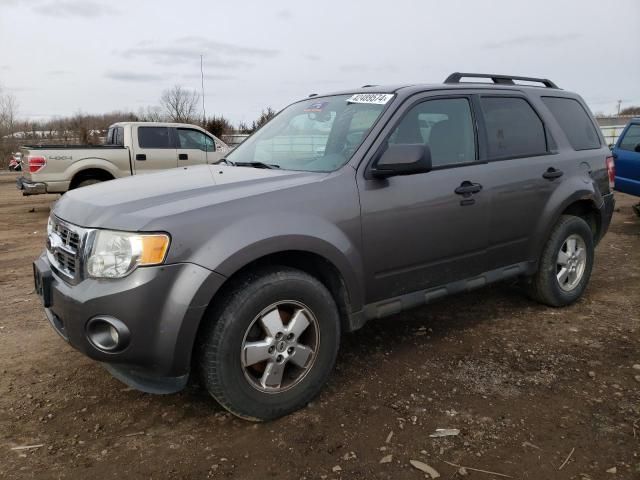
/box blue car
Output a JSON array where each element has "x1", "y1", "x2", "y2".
[{"x1": 612, "y1": 118, "x2": 640, "y2": 198}]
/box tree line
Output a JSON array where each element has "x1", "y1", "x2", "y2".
[{"x1": 0, "y1": 84, "x2": 276, "y2": 166}]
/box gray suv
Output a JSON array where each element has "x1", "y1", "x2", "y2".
[{"x1": 34, "y1": 73, "x2": 616, "y2": 420}]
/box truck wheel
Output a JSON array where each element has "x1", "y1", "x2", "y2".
[
  {"x1": 76, "y1": 178, "x2": 102, "y2": 189},
  {"x1": 197, "y1": 267, "x2": 341, "y2": 421},
  {"x1": 526, "y1": 215, "x2": 594, "y2": 307}
]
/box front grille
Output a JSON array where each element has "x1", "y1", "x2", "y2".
[{"x1": 47, "y1": 216, "x2": 87, "y2": 282}]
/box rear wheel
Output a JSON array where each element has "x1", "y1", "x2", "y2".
[
  {"x1": 197, "y1": 267, "x2": 340, "y2": 421},
  {"x1": 526, "y1": 215, "x2": 594, "y2": 307},
  {"x1": 75, "y1": 178, "x2": 102, "y2": 189}
]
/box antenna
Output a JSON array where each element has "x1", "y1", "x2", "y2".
[{"x1": 200, "y1": 54, "x2": 209, "y2": 164}]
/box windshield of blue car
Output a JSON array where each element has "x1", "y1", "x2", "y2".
[{"x1": 226, "y1": 94, "x2": 392, "y2": 172}]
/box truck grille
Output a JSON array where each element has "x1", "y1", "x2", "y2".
[{"x1": 47, "y1": 216, "x2": 87, "y2": 282}]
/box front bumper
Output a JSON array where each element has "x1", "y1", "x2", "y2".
[
  {"x1": 34, "y1": 253, "x2": 226, "y2": 393},
  {"x1": 17, "y1": 176, "x2": 47, "y2": 195}
]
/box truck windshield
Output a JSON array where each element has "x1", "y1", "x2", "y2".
[{"x1": 227, "y1": 94, "x2": 392, "y2": 172}]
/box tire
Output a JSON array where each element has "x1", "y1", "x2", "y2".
[
  {"x1": 526, "y1": 215, "x2": 594, "y2": 307},
  {"x1": 197, "y1": 267, "x2": 341, "y2": 421},
  {"x1": 76, "y1": 178, "x2": 102, "y2": 189}
]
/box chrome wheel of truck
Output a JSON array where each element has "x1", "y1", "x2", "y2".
[{"x1": 241, "y1": 301, "x2": 320, "y2": 393}]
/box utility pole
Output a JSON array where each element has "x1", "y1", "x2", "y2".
[
  {"x1": 200, "y1": 55, "x2": 207, "y2": 124},
  {"x1": 616, "y1": 99, "x2": 622, "y2": 116}
]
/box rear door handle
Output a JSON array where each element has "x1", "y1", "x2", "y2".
[
  {"x1": 454, "y1": 181, "x2": 483, "y2": 196},
  {"x1": 135, "y1": 154, "x2": 146, "y2": 161},
  {"x1": 178, "y1": 153, "x2": 188, "y2": 160},
  {"x1": 542, "y1": 167, "x2": 563, "y2": 180}
]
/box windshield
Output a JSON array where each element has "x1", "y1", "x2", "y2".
[{"x1": 227, "y1": 94, "x2": 392, "y2": 172}]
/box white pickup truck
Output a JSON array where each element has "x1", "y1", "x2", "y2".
[{"x1": 17, "y1": 122, "x2": 229, "y2": 195}]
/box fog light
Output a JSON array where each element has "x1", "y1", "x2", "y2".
[{"x1": 86, "y1": 317, "x2": 130, "y2": 352}]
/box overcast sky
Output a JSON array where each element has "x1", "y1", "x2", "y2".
[{"x1": 1, "y1": 0, "x2": 639, "y2": 124}]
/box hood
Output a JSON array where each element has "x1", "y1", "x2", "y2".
[{"x1": 53, "y1": 164, "x2": 326, "y2": 230}]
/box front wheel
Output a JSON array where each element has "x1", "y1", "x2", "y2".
[
  {"x1": 526, "y1": 215, "x2": 594, "y2": 307},
  {"x1": 197, "y1": 267, "x2": 341, "y2": 421}
]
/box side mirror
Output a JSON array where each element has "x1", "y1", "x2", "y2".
[{"x1": 371, "y1": 143, "x2": 432, "y2": 178}]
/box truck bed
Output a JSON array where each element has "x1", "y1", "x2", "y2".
[{"x1": 22, "y1": 144, "x2": 125, "y2": 149}]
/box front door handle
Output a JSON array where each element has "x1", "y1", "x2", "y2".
[
  {"x1": 542, "y1": 167, "x2": 563, "y2": 180},
  {"x1": 454, "y1": 181, "x2": 483, "y2": 196},
  {"x1": 178, "y1": 153, "x2": 188, "y2": 160},
  {"x1": 135, "y1": 154, "x2": 146, "y2": 161}
]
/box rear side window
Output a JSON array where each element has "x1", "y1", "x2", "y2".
[
  {"x1": 114, "y1": 127, "x2": 124, "y2": 146},
  {"x1": 480, "y1": 97, "x2": 547, "y2": 159},
  {"x1": 619, "y1": 124, "x2": 640, "y2": 152},
  {"x1": 138, "y1": 127, "x2": 172, "y2": 149},
  {"x1": 542, "y1": 97, "x2": 600, "y2": 150}
]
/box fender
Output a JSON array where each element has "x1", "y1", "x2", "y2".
[
  {"x1": 530, "y1": 176, "x2": 601, "y2": 261},
  {"x1": 65, "y1": 157, "x2": 128, "y2": 182},
  {"x1": 186, "y1": 212, "x2": 365, "y2": 313}
]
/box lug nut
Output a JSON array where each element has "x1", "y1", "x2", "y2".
[
  {"x1": 276, "y1": 354, "x2": 284, "y2": 363},
  {"x1": 275, "y1": 332, "x2": 283, "y2": 340},
  {"x1": 287, "y1": 347, "x2": 294, "y2": 354},
  {"x1": 268, "y1": 346, "x2": 275, "y2": 354},
  {"x1": 286, "y1": 333, "x2": 294, "y2": 340}
]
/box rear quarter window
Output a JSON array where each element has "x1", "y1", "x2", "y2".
[
  {"x1": 480, "y1": 96, "x2": 547, "y2": 159},
  {"x1": 542, "y1": 97, "x2": 600, "y2": 150}
]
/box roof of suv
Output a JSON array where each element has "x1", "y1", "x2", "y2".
[{"x1": 310, "y1": 72, "x2": 574, "y2": 100}]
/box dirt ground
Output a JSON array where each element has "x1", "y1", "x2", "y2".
[{"x1": 0, "y1": 172, "x2": 639, "y2": 480}]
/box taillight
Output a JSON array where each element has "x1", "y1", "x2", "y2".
[
  {"x1": 605, "y1": 155, "x2": 615, "y2": 190},
  {"x1": 28, "y1": 156, "x2": 46, "y2": 173}
]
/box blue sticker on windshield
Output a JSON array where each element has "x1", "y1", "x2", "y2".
[{"x1": 304, "y1": 101, "x2": 329, "y2": 112}]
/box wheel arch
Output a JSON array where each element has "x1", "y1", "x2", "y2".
[
  {"x1": 69, "y1": 167, "x2": 115, "y2": 189},
  {"x1": 532, "y1": 187, "x2": 603, "y2": 262},
  {"x1": 201, "y1": 250, "x2": 358, "y2": 335}
]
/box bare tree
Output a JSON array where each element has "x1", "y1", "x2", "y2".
[
  {"x1": 137, "y1": 105, "x2": 166, "y2": 122},
  {"x1": 160, "y1": 85, "x2": 200, "y2": 123},
  {"x1": 621, "y1": 105, "x2": 640, "y2": 116},
  {"x1": 0, "y1": 87, "x2": 19, "y2": 136}
]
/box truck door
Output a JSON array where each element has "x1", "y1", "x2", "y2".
[
  {"x1": 176, "y1": 127, "x2": 223, "y2": 166},
  {"x1": 613, "y1": 122, "x2": 640, "y2": 196},
  {"x1": 357, "y1": 94, "x2": 490, "y2": 302},
  {"x1": 133, "y1": 126, "x2": 178, "y2": 174}
]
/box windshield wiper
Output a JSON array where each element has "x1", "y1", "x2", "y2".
[
  {"x1": 213, "y1": 158, "x2": 235, "y2": 166},
  {"x1": 233, "y1": 161, "x2": 280, "y2": 169}
]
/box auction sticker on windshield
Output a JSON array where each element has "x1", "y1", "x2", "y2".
[
  {"x1": 304, "y1": 102, "x2": 329, "y2": 112},
  {"x1": 347, "y1": 93, "x2": 394, "y2": 105}
]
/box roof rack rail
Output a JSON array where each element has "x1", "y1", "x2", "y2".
[
  {"x1": 361, "y1": 84, "x2": 378, "y2": 88},
  {"x1": 444, "y1": 72, "x2": 559, "y2": 89}
]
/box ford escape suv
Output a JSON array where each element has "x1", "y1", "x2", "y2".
[{"x1": 34, "y1": 73, "x2": 616, "y2": 420}]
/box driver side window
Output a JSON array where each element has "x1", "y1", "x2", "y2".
[
  {"x1": 389, "y1": 98, "x2": 476, "y2": 167},
  {"x1": 177, "y1": 128, "x2": 215, "y2": 152},
  {"x1": 619, "y1": 124, "x2": 640, "y2": 152}
]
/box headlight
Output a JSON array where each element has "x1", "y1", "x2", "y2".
[{"x1": 86, "y1": 230, "x2": 170, "y2": 279}]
